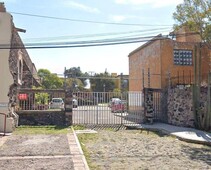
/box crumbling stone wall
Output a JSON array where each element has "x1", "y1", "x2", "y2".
[
  {"x1": 8, "y1": 28, "x2": 19, "y2": 118},
  {"x1": 8, "y1": 27, "x2": 40, "y2": 119}
]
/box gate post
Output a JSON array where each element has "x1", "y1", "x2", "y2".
[
  {"x1": 65, "y1": 89, "x2": 73, "y2": 126},
  {"x1": 144, "y1": 88, "x2": 154, "y2": 124}
]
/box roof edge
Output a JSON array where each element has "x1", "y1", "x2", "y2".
[{"x1": 128, "y1": 34, "x2": 168, "y2": 57}]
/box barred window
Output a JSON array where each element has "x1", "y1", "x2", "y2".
[{"x1": 174, "y1": 50, "x2": 193, "y2": 65}]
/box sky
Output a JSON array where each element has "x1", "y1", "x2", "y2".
[{"x1": 2, "y1": 0, "x2": 183, "y2": 75}]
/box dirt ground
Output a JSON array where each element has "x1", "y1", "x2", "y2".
[
  {"x1": 0, "y1": 129, "x2": 211, "y2": 170},
  {"x1": 78, "y1": 130, "x2": 211, "y2": 170},
  {"x1": 0, "y1": 134, "x2": 74, "y2": 170}
]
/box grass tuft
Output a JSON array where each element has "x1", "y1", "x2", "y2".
[{"x1": 14, "y1": 125, "x2": 71, "y2": 135}]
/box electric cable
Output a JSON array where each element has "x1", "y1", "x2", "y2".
[{"x1": 10, "y1": 11, "x2": 172, "y2": 27}]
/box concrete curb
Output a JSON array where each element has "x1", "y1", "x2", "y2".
[
  {"x1": 126, "y1": 124, "x2": 211, "y2": 146},
  {"x1": 71, "y1": 126, "x2": 90, "y2": 170}
]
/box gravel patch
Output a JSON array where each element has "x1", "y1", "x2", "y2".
[
  {"x1": 0, "y1": 134, "x2": 70, "y2": 156},
  {"x1": 79, "y1": 130, "x2": 211, "y2": 170},
  {"x1": 0, "y1": 134, "x2": 74, "y2": 170},
  {"x1": 0, "y1": 158, "x2": 73, "y2": 170}
]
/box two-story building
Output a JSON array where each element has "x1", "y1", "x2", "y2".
[{"x1": 128, "y1": 27, "x2": 211, "y2": 92}]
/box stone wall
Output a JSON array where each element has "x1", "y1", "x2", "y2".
[
  {"x1": 167, "y1": 87, "x2": 194, "y2": 127},
  {"x1": 167, "y1": 86, "x2": 206, "y2": 128},
  {"x1": 17, "y1": 111, "x2": 66, "y2": 126}
]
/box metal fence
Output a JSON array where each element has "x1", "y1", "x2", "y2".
[
  {"x1": 17, "y1": 88, "x2": 65, "y2": 111},
  {"x1": 72, "y1": 92, "x2": 144, "y2": 125}
]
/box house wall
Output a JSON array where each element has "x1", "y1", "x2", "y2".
[
  {"x1": 128, "y1": 33, "x2": 211, "y2": 127},
  {"x1": 160, "y1": 40, "x2": 195, "y2": 87},
  {"x1": 129, "y1": 38, "x2": 211, "y2": 92},
  {"x1": 160, "y1": 40, "x2": 210, "y2": 88},
  {"x1": 0, "y1": 11, "x2": 14, "y2": 133},
  {"x1": 175, "y1": 27, "x2": 202, "y2": 43},
  {"x1": 129, "y1": 40, "x2": 161, "y2": 92},
  {"x1": 0, "y1": 12, "x2": 13, "y2": 113}
]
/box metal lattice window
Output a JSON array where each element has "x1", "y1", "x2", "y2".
[{"x1": 174, "y1": 50, "x2": 193, "y2": 65}]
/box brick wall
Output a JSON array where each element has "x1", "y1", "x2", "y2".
[
  {"x1": 129, "y1": 39, "x2": 161, "y2": 91},
  {"x1": 129, "y1": 38, "x2": 211, "y2": 92}
]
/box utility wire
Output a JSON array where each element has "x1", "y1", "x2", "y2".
[
  {"x1": 0, "y1": 32, "x2": 198, "y2": 49},
  {"x1": 21, "y1": 35, "x2": 167, "y2": 46},
  {"x1": 23, "y1": 27, "x2": 172, "y2": 42},
  {"x1": 0, "y1": 32, "x2": 197, "y2": 47},
  {"x1": 10, "y1": 11, "x2": 172, "y2": 27},
  {"x1": 0, "y1": 36, "x2": 168, "y2": 49},
  {"x1": 1, "y1": 34, "x2": 167, "y2": 47}
]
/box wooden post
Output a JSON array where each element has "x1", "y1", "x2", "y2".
[{"x1": 193, "y1": 45, "x2": 199, "y2": 128}]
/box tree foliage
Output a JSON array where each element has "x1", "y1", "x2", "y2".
[
  {"x1": 64, "y1": 67, "x2": 89, "y2": 89},
  {"x1": 65, "y1": 78, "x2": 85, "y2": 92},
  {"x1": 38, "y1": 69, "x2": 63, "y2": 89},
  {"x1": 173, "y1": 0, "x2": 211, "y2": 47},
  {"x1": 90, "y1": 71, "x2": 115, "y2": 92},
  {"x1": 65, "y1": 67, "x2": 83, "y2": 78}
]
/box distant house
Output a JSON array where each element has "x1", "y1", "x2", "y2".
[
  {"x1": 0, "y1": 3, "x2": 40, "y2": 133},
  {"x1": 128, "y1": 27, "x2": 211, "y2": 92},
  {"x1": 111, "y1": 73, "x2": 129, "y2": 91}
]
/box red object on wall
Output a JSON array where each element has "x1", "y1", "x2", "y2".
[{"x1": 18, "y1": 94, "x2": 28, "y2": 100}]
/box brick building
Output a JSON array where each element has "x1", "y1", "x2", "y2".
[{"x1": 128, "y1": 28, "x2": 211, "y2": 92}]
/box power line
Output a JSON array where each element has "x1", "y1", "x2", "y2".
[
  {"x1": 10, "y1": 11, "x2": 172, "y2": 27},
  {"x1": 0, "y1": 36, "x2": 169, "y2": 49},
  {"x1": 23, "y1": 34, "x2": 167, "y2": 46},
  {"x1": 23, "y1": 27, "x2": 172, "y2": 42},
  {"x1": 0, "y1": 32, "x2": 197, "y2": 49}
]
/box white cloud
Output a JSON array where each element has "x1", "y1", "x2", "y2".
[
  {"x1": 115, "y1": 0, "x2": 183, "y2": 8},
  {"x1": 110, "y1": 15, "x2": 137, "y2": 22},
  {"x1": 64, "y1": 1, "x2": 100, "y2": 13},
  {"x1": 111, "y1": 15, "x2": 127, "y2": 22}
]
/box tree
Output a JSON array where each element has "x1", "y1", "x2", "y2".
[
  {"x1": 65, "y1": 67, "x2": 83, "y2": 78},
  {"x1": 38, "y1": 69, "x2": 63, "y2": 89},
  {"x1": 65, "y1": 78, "x2": 85, "y2": 92},
  {"x1": 64, "y1": 67, "x2": 89, "y2": 88},
  {"x1": 173, "y1": 0, "x2": 211, "y2": 47},
  {"x1": 90, "y1": 71, "x2": 115, "y2": 92}
]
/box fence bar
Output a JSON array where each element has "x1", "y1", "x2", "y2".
[
  {"x1": 142, "y1": 69, "x2": 145, "y2": 89},
  {"x1": 0, "y1": 112, "x2": 7, "y2": 136},
  {"x1": 148, "y1": 68, "x2": 150, "y2": 88}
]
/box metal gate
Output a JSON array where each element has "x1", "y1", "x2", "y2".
[{"x1": 72, "y1": 92, "x2": 144, "y2": 125}]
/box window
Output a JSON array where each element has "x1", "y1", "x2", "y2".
[
  {"x1": 174, "y1": 50, "x2": 193, "y2": 65},
  {"x1": 18, "y1": 50, "x2": 23, "y2": 85}
]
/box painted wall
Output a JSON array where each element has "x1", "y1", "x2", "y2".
[
  {"x1": 0, "y1": 12, "x2": 13, "y2": 113},
  {"x1": 129, "y1": 37, "x2": 211, "y2": 92},
  {"x1": 129, "y1": 39, "x2": 162, "y2": 91}
]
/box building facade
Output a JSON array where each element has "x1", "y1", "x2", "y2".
[
  {"x1": 128, "y1": 30, "x2": 211, "y2": 92},
  {"x1": 0, "y1": 3, "x2": 40, "y2": 133}
]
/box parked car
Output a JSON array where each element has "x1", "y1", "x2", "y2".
[
  {"x1": 108, "y1": 98, "x2": 121, "y2": 108},
  {"x1": 73, "y1": 99, "x2": 78, "y2": 108},
  {"x1": 111, "y1": 100, "x2": 126, "y2": 113},
  {"x1": 49, "y1": 98, "x2": 64, "y2": 110}
]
